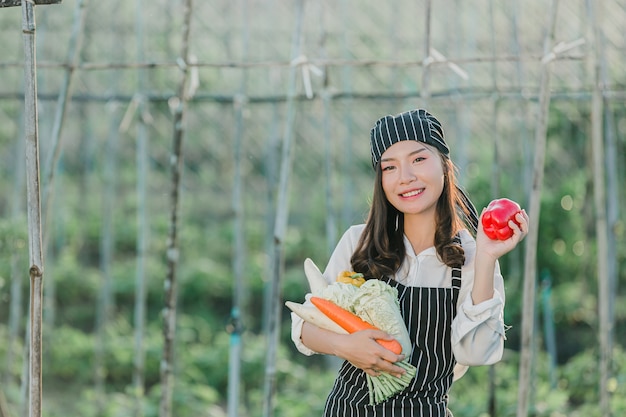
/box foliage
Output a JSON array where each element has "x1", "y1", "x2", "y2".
[
  {"x1": 3, "y1": 317, "x2": 625, "y2": 417},
  {"x1": 449, "y1": 347, "x2": 626, "y2": 417},
  {"x1": 0, "y1": 2, "x2": 625, "y2": 411}
]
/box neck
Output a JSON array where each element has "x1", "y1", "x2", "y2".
[{"x1": 403, "y1": 212, "x2": 437, "y2": 254}]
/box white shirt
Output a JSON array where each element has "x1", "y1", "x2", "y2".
[{"x1": 290, "y1": 224, "x2": 507, "y2": 375}]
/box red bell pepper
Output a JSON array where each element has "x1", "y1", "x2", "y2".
[{"x1": 481, "y1": 198, "x2": 522, "y2": 240}]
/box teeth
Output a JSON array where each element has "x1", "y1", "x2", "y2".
[{"x1": 402, "y1": 189, "x2": 422, "y2": 197}]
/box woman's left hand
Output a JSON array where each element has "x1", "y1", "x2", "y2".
[{"x1": 476, "y1": 209, "x2": 529, "y2": 260}]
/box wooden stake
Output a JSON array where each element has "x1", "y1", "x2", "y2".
[
  {"x1": 227, "y1": 1, "x2": 250, "y2": 416},
  {"x1": 262, "y1": 1, "x2": 305, "y2": 416},
  {"x1": 159, "y1": 1, "x2": 193, "y2": 416},
  {"x1": 516, "y1": 1, "x2": 559, "y2": 416},
  {"x1": 21, "y1": 3, "x2": 45, "y2": 417},
  {"x1": 421, "y1": 0, "x2": 432, "y2": 100},
  {"x1": 587, "y1": 0, "x2": 612, "y2": 414}
]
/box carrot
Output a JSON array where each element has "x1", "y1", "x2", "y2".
[{"x1": 310, "y1": 296, "x2": 402, "y2": 355}]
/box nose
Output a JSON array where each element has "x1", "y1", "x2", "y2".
[{"x1": 399, "y1": 163, "x2": 416, "y2": 184}]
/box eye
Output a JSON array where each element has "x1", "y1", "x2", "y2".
[
  {"x1": 413, "y1": 156, "x2": 426, "y2": 163},
  {"x1": 381, "y1": 164, "x2": 396, "y2": 172}
]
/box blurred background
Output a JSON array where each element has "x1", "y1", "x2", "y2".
[{"x1": 0, "y1": 0, "x2": 624, "y2": 416}]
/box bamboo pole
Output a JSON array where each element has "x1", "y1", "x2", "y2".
[
  {"x1": 21, "y1": 2, "x2": 44, "y2": 417},
  {"x1": 0, "y1": 52, "x2": 587, "y2": 72},
  {"x1": 322, "y1": 92, "x2": 337, "y2": 251},
  {"x1": 261, "y1": 0, "x2": 280, "y2": 340},
  {"x1": 595, "y1": 4, "x2": 618, "y2": 358},
  {"x1": 95, "y1": 127, "x2": 116, "y2": 412},
  {"x1": 227, "y1": 0, "x2": 250, "y2": 415},
  {"x1": 540, "y1": 272, "x2": 558, "y2": 388},
  {"x1": 487, "y1": 1, "x2": 499, "y2": 414},
  {"x1": 586, "y1": 0, "x2": 611, "y2": 415},
  {"x1": 132, "y1": 0, "x2": 148, "y2": 416},
  {"x1": 421, "y1": 0, "x2": 432, "y2": 100},
  {"x1": 92, "y1": 4, "x2": 126, "y2": 412},
  {"x1": 262, "y1": 1, "x2": 305, "y2": 416},
  {"x1": 601, "y1": 82, "x2": 619, "y2": 372},
  {"x1": 487, "y1": 0, "x2": 499, "y2": 199},
  {"x1": 2, "y1": 85, "x2": 619, "y2": 107},
  {"x1": 448, "y1": 0, "x2": 468, "y2": 179},
  {"x1": 507, "y1": 0, "x2": 532, "y2": 322},
  {"x1": 516, "y1": 1, "x2": 559, "y2": 416},
  {"x1": 133, "y1": 99, "x2": 148, "y2": 417},
  {"x1": 339, "y1": 0, "x2": 355, "y2": 233},
  {"x1": 261, "y1": 93, "x2": 280, "y2": 336},
  {"x1": 226, "y1": 110, "x2": 245, "y2": 408},
  {"x1": 387, "y1": 0, "x2": 399, "y2": 95},
  {"x1": 159, "y1": 0, "x2": 193, "y2": 416},
  {"x1": 317, "y1": 1, "x2": 336, "y2": 253}
]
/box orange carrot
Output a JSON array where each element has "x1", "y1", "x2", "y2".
[{"x1": 310, "y1": 296, "x2": 402, "y2": 355}]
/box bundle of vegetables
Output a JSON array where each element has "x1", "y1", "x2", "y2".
[{"x1": 286, "y1": 259, "x2": 416, "y2": 405}]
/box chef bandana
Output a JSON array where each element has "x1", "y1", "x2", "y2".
[{"x1": 370, "y1": 108, "x2": 448, "y2": 168}]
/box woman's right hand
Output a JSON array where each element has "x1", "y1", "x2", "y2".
[{"x1": 334, "y1": 329, "x2": 407, "y2": 378}]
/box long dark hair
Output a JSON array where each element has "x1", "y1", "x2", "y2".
[{"x1": 350, "y1": 153, "x2": 475, "y2": 279}]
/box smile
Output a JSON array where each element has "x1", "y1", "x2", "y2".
[{"x1": 401, "y1": 189, "x2": 424, "y2": 197}]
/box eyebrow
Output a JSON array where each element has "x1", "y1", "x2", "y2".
[{"x1": 380, "y1": 146, "x2": 429, "y2": 163}]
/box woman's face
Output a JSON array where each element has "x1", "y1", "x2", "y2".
[{"x1": 379, "y1": 140, "x2": 445, "y2": 219}]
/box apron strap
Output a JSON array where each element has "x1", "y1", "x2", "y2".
[{"x1": 451, "y1": 233, "x2": 463, "y2": 309}]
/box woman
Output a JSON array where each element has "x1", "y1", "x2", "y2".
[{"x1": 290, "y1": 109, "x2": 529, "y2": 416}]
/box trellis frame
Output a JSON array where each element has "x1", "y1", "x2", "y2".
[{"x1": 0, "y1": 1, "x2": 623, "y2": 417}]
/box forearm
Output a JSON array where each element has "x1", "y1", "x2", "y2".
[
  {"x1": 301, "y1": 321, "x2": 349, "y2": 357},
  {"x1": 471, "y1": 253, "x2": 497, "y2": 304}
]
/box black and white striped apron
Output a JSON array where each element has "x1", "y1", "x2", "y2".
[{"x1": 322, "y1": 265, "x2": 462, "y2": 417}]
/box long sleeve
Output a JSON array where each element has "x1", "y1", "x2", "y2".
[
  {"x1": 290, "y1": 225, "x2": 363, "y2": 356},
  {"x1": 450, "y1": 232, "x2": 506, "y2": 366}
]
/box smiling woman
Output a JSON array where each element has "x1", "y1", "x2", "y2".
[{"x1": 291, "y1": 108, "x2": 529, "y2": 417}]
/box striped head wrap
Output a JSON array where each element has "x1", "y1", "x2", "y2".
[{"x1": 370, "y1": 109, "x2": 448, "y2": 168}]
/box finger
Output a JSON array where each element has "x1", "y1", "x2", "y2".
[
  {"x1": 367, "y1": 331, "x2": 405, "y2": 356},
  {"x1": 508, "y1": 219, "x2": 523, "y2": 234},
  {"x1": 380, "y1": 348, "x2": 405, "y2": 362},
  {"x1": 367, "y1": 329, "x2": 394, "y2": 341},
  {"x1": 509, "y1": 221, "x2": 525, "y2": 241},
  {"x1": 517, "y1": 210, "x2": 530, "y2": 228},
  {"x1": 387, "y1": 363, "x2": 408, "y2": 377},
  {"x1": 375, "y1": 360, "x2": 407, "y2": 378},
  {"x1": 510, "y1": 213, "x2": 528, "y2": 234}
]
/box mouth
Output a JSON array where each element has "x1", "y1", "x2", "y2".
[{"x1": 400, "y1": 188, "x2": 424, "y2": 198}]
